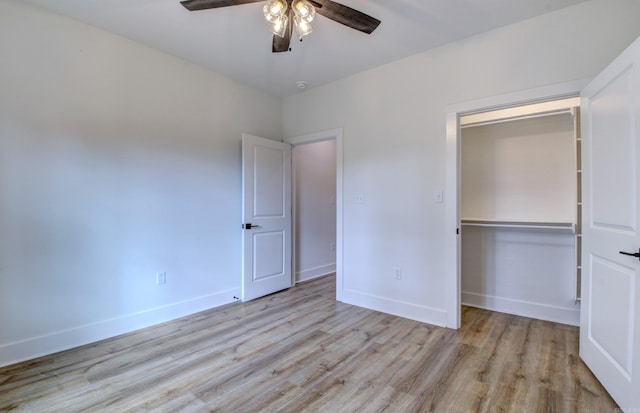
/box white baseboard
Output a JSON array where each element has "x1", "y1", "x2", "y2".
[
  {"x1": 462, "y1": 291, "x2": 580, "y2": 326},
  {"x1": 296, "y1": 263, "x2": 336, "y2": 283},
  {"x1": 0, "y1": 288, "x2": 240, "y2": 368},
  {"x1": 339, "y1": 288, "x2": 448, "y2": 327}
]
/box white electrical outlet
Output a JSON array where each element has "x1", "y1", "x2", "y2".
[
  {"x1": 330, "y1": 242, "x2": 336, "y2": 252},
  {"x1": 394, "y1": 268, "x2": 403, "y2": 280},
  {"x1": 434, "y1": 191, "x2": 444, "y2": 203},
  {"x1": 355, "y1": 193, "x2": 365, "y2": 204},
  {"x1": 156, "y1": 271, "x2": 167, "y2": 285}
]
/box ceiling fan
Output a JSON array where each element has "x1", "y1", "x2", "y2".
[{"x1": 180, "y1": 0, "x2": 381, "y2": 53}]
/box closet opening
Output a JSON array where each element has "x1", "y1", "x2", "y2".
[{"x1": 459, "y1": 97, "x2": 582, "y2": 326}]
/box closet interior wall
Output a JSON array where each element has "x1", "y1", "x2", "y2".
[{"x1": 460, "y1": 102, "x2": 581, "y2": 326}]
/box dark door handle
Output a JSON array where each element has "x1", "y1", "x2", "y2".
[
  {"x1": 242, "y1": 223, "x2": 261, "y2": 230},
  {"x1": 619, "y1": 249, "x2": 640, "y2": 260}
]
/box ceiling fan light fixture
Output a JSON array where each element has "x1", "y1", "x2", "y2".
[
  {"x1": 263, "y1": 0, "x2": 288, "y2": 23},
  {"x1": 293, "y1": 15, "x2": 313, "y2": 39},
  {"x1": 269, "y1": 13, "x2": 289, "y2": 38},
  {"x1": 183, "y1": 0, "x2": 381, "y2": 54},
  {"x1": 292, "y1": 0, "x2": 315, "y2": 23}
]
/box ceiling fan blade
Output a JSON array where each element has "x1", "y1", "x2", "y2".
[
  {"x1": 272, "y1": 21, "x2": 292, "y2": 53},
  {"x1": 312, "y1": 0, "x2": 380, "y2": 34},
  {"x1": 180, "y1": 0, "x2": 262, "y2": 11}
]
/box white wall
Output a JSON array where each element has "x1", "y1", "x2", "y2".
[
  {"x1": 461, "y1": 114, "x2": 576, "y2": 222},
  {"x1": 461, "y1": 227, "x2": 578, "y2": 324},
  {"x1": 0, "y1": 0, "x2": 282, "y2": 366},
  {"x1": 293, "y1": 140, "x2": 336, "y2": 282},
  {"x1": 282, "y1": 0, "x2": 640, "y2": 326}
]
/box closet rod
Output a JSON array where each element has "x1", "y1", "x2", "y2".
[
  {"x1": 461, "y1": 220, "x2": 575, "y2": 232},
  {"x1": 460, "y1": 108, "x2": 574, "y2": 129}
]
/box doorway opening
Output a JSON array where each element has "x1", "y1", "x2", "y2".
[
  {"x1": 292, "y1": 140, "x2": 336, "y2": 283},
  {"x1": 285, "y1": 129, "x2": 344, "y2": 297}
]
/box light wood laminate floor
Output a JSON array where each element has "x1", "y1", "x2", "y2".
[{"x1": 0, "y1": 275, "x2": 618, "y2": 412}]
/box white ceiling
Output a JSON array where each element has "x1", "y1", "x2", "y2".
[{"x1": 24, "y1": 0, "x2": 589, "y2": 97}]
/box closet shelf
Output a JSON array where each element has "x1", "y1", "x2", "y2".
[{"x1": 461, "y1": 219, "x2": 575, "y2": 232}]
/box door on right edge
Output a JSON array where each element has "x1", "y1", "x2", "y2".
[{"x1": 580, "y1": 35, "x2": 640, "y2": 410}]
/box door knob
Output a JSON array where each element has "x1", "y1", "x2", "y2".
[
  {"x1": 242, "y1": 223, "x2": 261, "y2": 230},
  {"x1": 619, "y1": 249, "x2": 640, "y2": 260}
]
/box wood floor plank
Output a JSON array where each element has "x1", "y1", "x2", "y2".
[{"x1": 0, "y1": 274, "x2": 619, "y2": 412}]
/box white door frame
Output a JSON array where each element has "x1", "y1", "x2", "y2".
[
  {"x1": 285, "y1": 128, "x2": 344, "y2": 299},
  {"x1": 444, "y1": 80, "x2": 588, "y2": 328}
]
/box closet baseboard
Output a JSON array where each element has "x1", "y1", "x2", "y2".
[{"x1": 462, "y1": 291, "x2": 580, "y2": 326}]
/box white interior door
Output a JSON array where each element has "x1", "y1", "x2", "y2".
[
  {"x1": 580, "y1": 36, "x2": 640, "y2": 410},
  {"x1": 241, "y1": 134, "x2": 292, "y2": 301}
]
